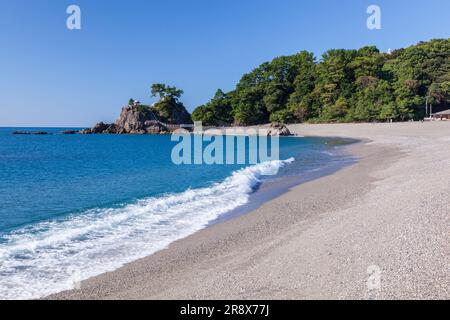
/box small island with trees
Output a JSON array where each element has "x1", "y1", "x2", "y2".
[{"x1": 80, "y1": 83, "x2": 192, "y2": 134}]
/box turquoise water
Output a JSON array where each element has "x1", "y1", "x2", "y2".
[{"x1": 0, "y1": 127, "x2": 353, "y2": 299}]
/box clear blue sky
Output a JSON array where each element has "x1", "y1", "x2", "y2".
[{"x1": 0, "y1": 0, "x2": 449, "y2": 126}]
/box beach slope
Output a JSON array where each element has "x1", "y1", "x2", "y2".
[{"x1": 51, "y1": 122, "x2": 450, "y2": 300}]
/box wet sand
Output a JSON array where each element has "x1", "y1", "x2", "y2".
[{"x1": 50, "y1": 122, "x2": 450, "y2": 300}]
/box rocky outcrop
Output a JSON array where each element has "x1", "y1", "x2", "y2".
[
  {"x1": 115, "y1": 106, "x2": 155, "y2": 133},
  {"x1": 80, "y1": 104, "x2": 191, "y2": 135},
  {"x1": 267, "y1": 123, "x2": 292, "y2": 136},
  {"x1": 143, "y1": 120, "x2": 170, "y2": 134},
  {"x1": 80, "y1": 122, "x2": 120, "y2": 134},
  {"x1": 152, "y1": 98, "x2": 192, "y2": 125}
]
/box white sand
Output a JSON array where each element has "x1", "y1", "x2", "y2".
[{"x1": 51, "y1": 122, "x2": 450, "y2": 300}]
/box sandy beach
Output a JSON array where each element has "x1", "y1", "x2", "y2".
[{"x1": 50, "y1": 122, "x2": 450, "y2": 300}]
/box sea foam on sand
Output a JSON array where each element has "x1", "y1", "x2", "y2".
[{"x1": 0, "y1": 158, "x2": 294, "y2": 299}]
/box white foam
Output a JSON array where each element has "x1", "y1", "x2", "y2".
[{"x1": 0, "y1": 158, "x2": 294, "y2": 299}]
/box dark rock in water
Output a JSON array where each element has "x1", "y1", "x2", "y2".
[
  {"x1": 61, "y1": 130, "x2": 78, "y2": 135},
  {"x1": 91, "y1": 122, "x2": 110, "y2": 133},
  {"x1": 103, "y1": 124, "x2": 119, "y2": 134},
  {"x1": 13, "y1": 131, "x2": 49, "y2": 135},
  {"x1": 80, "y1": 122, "x2": 118, "y2": 134},
  {"x1": 267, "y1": 123, "x2": 292, "y2": 136}
]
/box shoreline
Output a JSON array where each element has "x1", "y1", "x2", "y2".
[
  {"x1": 211, "y1": 137, "x2": 357, "y2": 226},
  {"x1": 49, "y1": 138, "x2": 382, "y2": 300},
  {"x1": 50, "y1": 122, "x2": 450, "y2": 300},
  {"x1": 0, "y1": 131, "x2": 352, "y2": 299}
]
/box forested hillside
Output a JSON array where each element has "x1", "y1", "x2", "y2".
[{"x1": 192, "y1": 39, "x2": 449, "y2": 125}]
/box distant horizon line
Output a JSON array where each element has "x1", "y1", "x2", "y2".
[{"x1": 0, "y1": 125, "x2": 88, "y2": 128}]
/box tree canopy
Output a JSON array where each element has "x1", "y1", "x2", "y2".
[
  {"x1": 192, "y1": 39, "x2": 449, "y2": 125},
  {"x1": 151, "y1": 83, "x2": 184, "y2": 102},
  {"x1": 128, "y1": 84, "x2": 192, "y2": 125},
  {"x1": 191, "y1": 89, "x2": 233, "y2": 126}
]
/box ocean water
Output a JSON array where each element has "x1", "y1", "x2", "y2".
[{"x1": 0, "y1": 127, "x2": 354, "y2": 299}]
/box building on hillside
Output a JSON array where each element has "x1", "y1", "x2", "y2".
[{"x1": 431, "y1": 109, "x2": 450, "y2": 120}]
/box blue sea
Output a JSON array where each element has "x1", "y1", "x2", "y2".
[{"x1": 0, "y1": 127, "x2": 354, "y2": 299}]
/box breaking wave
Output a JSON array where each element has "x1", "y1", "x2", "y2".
[{"x1": 0, "y1": 158, "x2": 294, "y2": 299}]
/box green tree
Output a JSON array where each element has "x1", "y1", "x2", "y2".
[
  {"x1": 286, "y1": 51, "x2": 316, "y2": 122},
  {"x1": 192, "y1": 89, "x2": 233, "y2": 126},
  {"x1": 150, "y1": 83, "x2": 191, "y2": 124},
  {"x1": 151, "y1": 83, "x2": 184, "y2": 101},
  {"x1": 190, "y1": 38, "x2": 449, "y2": 125},
  {"x1": 350, "y1": 77, "x2": 397, "y2": 122}
]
